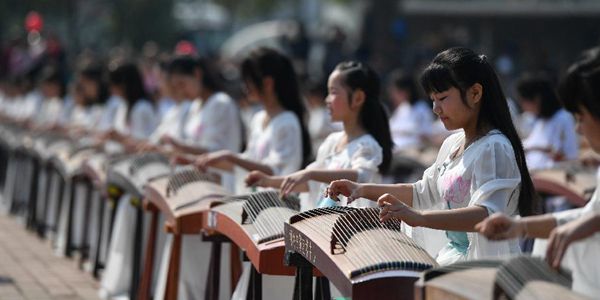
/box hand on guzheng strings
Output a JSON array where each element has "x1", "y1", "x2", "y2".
[
  {"x1": 377, "y1": 193, "x2": 425, "y2": 226},
  {"x1": 475, "y1": 213, "x2": 526, "y2": 240},
  {"x1": 326, "y1": 179, "x2": 362, "y2": 203},
  {"x1": 545, "y1": 212, "x2": 600, "y2": 270},
  {"x1": 245, "y1": 170, "x2": 269, "y2": 187}
]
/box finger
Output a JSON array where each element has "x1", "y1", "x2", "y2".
[
  {"x1": 283, "y1": 179, "x2": 295, "y2": 196},
  {"x1": 545, "y1": 234, "x2": 557, "y2": 266},
  {"x1": 553, "y1": 238, "x2": 568, "y2": 269}
]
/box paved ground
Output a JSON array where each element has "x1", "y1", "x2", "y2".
[{"x1": 0, "y1": 215, "x2": 99, "y2": 300}]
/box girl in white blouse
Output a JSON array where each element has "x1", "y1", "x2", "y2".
[
  {"x1": 476, "y1": 46, "x2": 600, "y2": 299},
  {"x1": 328, "y1": 47, "x2": 537, "y2": 265},
  {"x1": 193, "y1": 48, "x2": 311, "y2": 189},
  {"x1": 245, "y1": 61, "x2": 392, "y2": 211},
  {"x1": 517, "y1": 73, "x2": 579, "y2": 170},
  {"x1": 387, "y1": 69, "x2": 434, "y2": 151}
]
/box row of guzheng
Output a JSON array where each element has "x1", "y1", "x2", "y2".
[{"x1": 416, "y1": 256, "x2": 586, "y2": 300}]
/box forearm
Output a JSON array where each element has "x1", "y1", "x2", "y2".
[
  {"x1": 421, "y1": 206, "x2": 489, "y2": 231},
  {"x1": 361, "y1": 183, "x2": 414, "y2": 206},
  {"x1": 171, "y1": 140, "x2": 208, "y2": 155},
  {"x1": 229, "y1": 155, "x2": 274, "y2": 175},
  {"x1": 520, "y1": 214, "x2": 558, "y2": 239},
  {"x1": 307, "y1": 169, "x2": 358, "y2": 184}
]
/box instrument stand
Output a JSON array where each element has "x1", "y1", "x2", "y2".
[
  {"x1": 286, "y1": 251, "x2": 331, "y2": 300},
  {"x1": 202, "y1": 234, "x2": 230, "y2": 300},
  {"x1": 129, "y1": 197, "x2": 145, "y2": 300}
]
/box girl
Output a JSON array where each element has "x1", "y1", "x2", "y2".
[
  {"x1": 194, "y1": 47, "x2": 311, "y2": 189},
  {"x1": 517, "y1": 73, "x2": 579, "y2": 170},
  {"x1": 387, "y1": 69, "x2": 434, "y2": 152},
  {"x1": 476, "y1": 47, "x2": 600, "y2": 299},
  {"x1": 152, "y1": 56, "x2": 243, "y2": 300},
  {"x1": 246, "y1": 61, "x2": 392, "y2": 211},
  {"x1": 328, "y1": 47, "x2": 537, "y2": 265},
  {"x1": 105, "y1": 62, "x2": 157, "y2": 140},
  {"x1": 99, "y1": 62, "x2": 159, "y2": 299},
  {"x1": 162, "y1": 56, "x2": 242, "y2": 155},
  {"x1": 190, "y1": 48, "x2": 311, "y2": 300}
]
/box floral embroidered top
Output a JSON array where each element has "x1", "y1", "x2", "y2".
[{"x1": 412, "y1": 129, "x2": 522, "y2": 265}]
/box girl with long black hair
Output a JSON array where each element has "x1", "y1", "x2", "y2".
[
  {"x1": 328, "y1": 47, "x2": 537, "y2": 264},
  {"x1": 246, "y1": 61, "x2": 392, "y2": 211}
]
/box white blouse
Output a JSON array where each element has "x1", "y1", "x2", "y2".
[
  {"x1": 303, "y1": 131, "x2": 383, "y2": 211},
  {"x1": 96, "y1": 95, "x2": 128, "y2": 133},
  {"x1": 390, "y1": 101, "x2": 433, "y2": 151},
  {"x1": 243, "y1": 110, "x2": 303, "y2": 176},
  {"x1": 183, "y1": 92, "x2": 241, "y2": 152},
  {"x1": 412, "y1": 130, "x2": 522, "y2": 264},
  {"x1": 149, "y1": 100, "x2": 192, "y2": 144},
  {"x1": 36, "y1": 97, "x2": 63, "y2": 126},
  {"x1": 128, "y1": 100, "x2": 158, "y2": 139},
  {"x1": 523, "y1": 109, "x2": 579, "y2": 170}
]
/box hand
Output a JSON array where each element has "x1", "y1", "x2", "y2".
[
  {"x1": 475, "y1": 213, "x2": 525, "y2": 240},
  {"x1": 135, "y1": 142, "x2": 159, "y2": 153},
  {"x1": 326, "y1": 179, "x2": 362, "y2": 203},
  {"x1": 245, "y1": 170, "x2": 269, "y2": 187},
  {"x1": 545, "y1": 213, "x2": 600, "y2": 270},
  {"x1": 280, "y1": 170, "x2": 311, "y2": 196},
  {"x1": 377, "y1": 193, "x2": 424, "y2": 227},
  {"x1": 159, "y1": 135, "x2": 175, "y2": 145},
  {"x1": 194, "y1": 150, "x2": 233, "y2": 171}
]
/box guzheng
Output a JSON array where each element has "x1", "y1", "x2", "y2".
[
  {"x1": 415, "y1": 260, "x2": 502, "y2": 300},
  {"x1": 531, "y1": 166, "x2": 596, "y2": 207},
  {"x1": 417, "y1": 256, "x2": 580, "y2": 300},
  {"x1": 106, "y1": 152, "x2": 171, "y2": 198},
  {"x1": 284, "y1": 207, "x2": 438, "y2": 300},
  {"x1": 144, "y1": 166, "x2": 226, "y2": 229},
  {"x1": 139, "y1": 167, "x2": 230, "y2": 300},
  {"x1": 205, "y1": 190, "x2": 300, "y2": 276}
]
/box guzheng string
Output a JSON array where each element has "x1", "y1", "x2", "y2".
[
  {"x1": 495, "y1": 256, "x2": 572, "y2": 299},
  {"x1": 290, "y1": 207, "x2": 435, "y2": 277},
  {"x1": 241, "y1": 191, "x2": 299, "y2": 242}
]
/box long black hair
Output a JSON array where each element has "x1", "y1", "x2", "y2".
[
  {"x1": 335, "y1": 61, "x2": 392, "y2": 173},
  {"x1": 240, "y1": 47, "x2": 312, "y2": 165},
  {"x1": 168, "y1": 55, "x2": 222, "y2": 93},
  {"x1": 80, "y1": 63, "x2": 109, "y2": 105},
  {"x1": 108, "y1": 62, "x2": 148, "y2": 111},
  {"x1": 516, "y1": 73, "x2": 562, "y2": 119},
  {"x1": 388, "y1": 69, "x2": 420, "y2": 105},
  {"x1": 558, "y1": 47, "x2": 600, "y2": 120},
  {"x1": 420, "y1": 47, "x2": 537, "y2": 216}
]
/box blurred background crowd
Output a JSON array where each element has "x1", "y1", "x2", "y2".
[{"x1": 2, "y1": 0, "x2": 600, "y2": 201}]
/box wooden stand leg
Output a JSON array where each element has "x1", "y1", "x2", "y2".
[
  {"x1": 246, "y1": 264, "x2": 262, "y2": 300},
  {"x1": 65, "y1": 179, "x2": 76, "y2": 257},
  {"x1": 230, "y1": 244, "x2": 242, "y2": 295},
  {"x1": 165, "y1": 232, "x2": 182, "y2": 300},
  {"x1": 93, "y1": 195, "x2": 106, "y2": 279},
  {"x1": 287, "y1": 251, "x2": 313, "y2": 300},
  {"x1": 314, "y1": 277, "x2": 330, "y2": 300},
  {"x1": 129, "y1": 202, "x2": 144, "y2": 300},
  {"x1": 205, "y1": 241, "x2": 222, "y2": 300},
  {"x1": 137, "y1": 203, "x2": 158, "y2": 300},
  {"x1": 79, "y1": 180, "x2": 93, "y2": 269}
]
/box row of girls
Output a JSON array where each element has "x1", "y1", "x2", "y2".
[{"x1": 135, "y1": 46, "x2": 549, "y2": 300}]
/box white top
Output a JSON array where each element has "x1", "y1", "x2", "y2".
[
  {"x1": 128, "y1": 100, "x2": 158, "y2": 139},
  {"x1": 35, "y1": 97, "x2": 63, "y2": 125},
  {"x1": 157, "y1": 98, "x2": 176, "y2": 120},
  {"x1": 243, "y1": 110, "x2": 303, "y2": 176},
  {"x1": 183, "y1": 92, "x2": 242, "y2": 152},
  {"x1": 553, "y1": 175, "x2": 600, "y2": 226},
  {"x1": 390, "y1": 101, "x2": 433, "y2": 151},
  {"x1": 149, "y1": 100, "x2": 192, "y2": 144},
  {"x1": 413, "y1": 130, "x2": 522, "y2": 264},
  {"x1": 303, "y1": 131, "x2": 382, "y2": 211},
  {"x1": 523, "y1": 109, "x2": 579, "y2": 170},
  {"x1": 96, "y1": 96, "x2": 128, "y2": 133}
]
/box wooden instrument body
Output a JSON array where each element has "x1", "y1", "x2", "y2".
[
  {"x1": 417, "y1": 268, "x2": 496, "y2": 300},
  {"x1": 531, "y1": 167, "x2": 596, "y2": 207},
  {"x1": 144, "y1": 176, "x2": 228, "y2": 234},
  {"x1": 284, "y1": 208, "x2": 437, "y2": 300},
  {"x1": 206, "y1": 201, "x2": 296, "y2": 276},
  {"x1": 106, "y1": 153, "x2": 171, "y2": 198}
]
